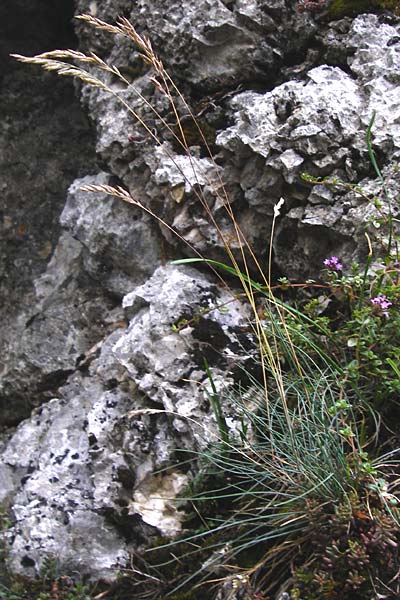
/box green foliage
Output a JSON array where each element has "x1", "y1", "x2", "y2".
[
  {"x1": 328, "y1": 0, "x2": 400, "y2": 18},
  {"x1": 0, "y1": 577, "x2": 92, "y2": 600},
  {"x1": 0, "y1": 543, "x2": 93, "y2": 600},
  {"x1": 296, "y1": 258, "x2": 400, "y2": 412},
  {"x1": 203, "y1": 358, "x2": 230, "y2": 445},
  {"x1": 289, "y1": 495, "x2": 400, "y2": 599},
  {"x1": 164, "y1": 117, "x2": 400, "y2": 598},
  {"x1": 154, "y1": 367, "x2": 400, "y2": 598},
  {"x1": 295, "y1": 116, "x2": 400, "y2": 414}
]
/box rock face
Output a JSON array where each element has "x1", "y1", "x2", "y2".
[
  {"x1": 0, "y1": 263, "x2": 250, "y2": 579},
  {"x1": 1, "y1": 0, "x2": 400, "y2": 587},
  {"x1": 222, "y1": 14, "x2": 400, "y2": 280},
  {"x1": 0, "y1": 0, "x2": 97, "y2": 423}
]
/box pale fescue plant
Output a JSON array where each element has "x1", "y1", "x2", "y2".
[
  {"x1": 133, "y1": 363, "x2": 400, "y2": 597},
  {"x1": 13, "y1": 15, "x2": 400, "y2": 599}
]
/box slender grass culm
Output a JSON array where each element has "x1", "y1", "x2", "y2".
[{"x1": 12, "y1": 14, "x2": 400, "y2": 600}]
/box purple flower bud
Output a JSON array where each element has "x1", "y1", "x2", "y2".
[
  {"x1": 370, "y1": 294, "x2": 392, "y2": 318},
  {"x1": 323, "y1": 256, "x2": 343, "y2": 271}
]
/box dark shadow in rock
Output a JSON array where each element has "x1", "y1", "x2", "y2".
[{"x1": 0, "y1": 0, "x2": 99, "y2": 427}]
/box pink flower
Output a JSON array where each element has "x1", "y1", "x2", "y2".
[
  {"x1": 370, "y1": 294, "x2": 392, "y2": 318},
  {"x1": 323, "y1": 256, "x2": 343, "y2": 271}
]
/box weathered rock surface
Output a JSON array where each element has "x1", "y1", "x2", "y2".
[
  {"x1": 217, "y1": 14, "x2": 400, "y2": 278},
  {"x1": 76, "y1": 0, "x2": 317, "y2": 92},
  {"x1": 77, "y1": 6, "x2": 400, "y2": 278},
  {"x1": 0, "y1": 264, "x2": 250, "y2": 578},
  {"x1": 1, "y1": 171, "x2": 163, "y2": 425},
  {"x1": 1, "y1": 0, "x2": 400, "y2": 591},
  {"x1": 0, "y1": 0, "x2": 96, "y2": 311},
  {"x1": 0, "y1": 0, "x2": 97, "y2": 423}
]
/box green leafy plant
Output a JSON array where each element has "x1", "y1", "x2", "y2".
[
  {"x1": 296, "y1": 0, "x2": 400, "y2": 17},
  {"x1": 0, "y1": 576, "x2": 93, "y2": 600},
  {"x1": 328, "y1": 0, "x2": 400, "y2": 18}
]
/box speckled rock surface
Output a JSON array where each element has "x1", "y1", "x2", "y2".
[
  {"x1": 217, "y1": 14, "x2": 400, "y2": 278},
  {"x1": 76, "y1": 0, "x2": 317, "y2": 91},
  {"x1": 0, "y1": 264, "x2": 250, "y2": 579},
  {"x1": 75, "y1": 6, "x2": 400, "y2": 280}
]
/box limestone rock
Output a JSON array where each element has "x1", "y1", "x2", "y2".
[
  {"x1": 0, "y1": 169, "x2": 163, "y2": 425},
  {"x1": 0, "y1": 264, "x2": 251, "y2": 579},
  {"x1": 217, "y1": 14, "x2": 400, "y2": 278},
  {"x1": 0, "y1": 0, "x2": 97, "y2": 424},
  {"x1": 76, "y1": 0, "x2": 316, "y2": 92},
  {"x1": 61, "y1": 173, "x2": 162, "y2": 295},
  {"x1": 115, "y1": 264, "x2": 252, "y2": 443},
  {"x1": 0, "y1": 227, "x2": 121, "y2": 426}
]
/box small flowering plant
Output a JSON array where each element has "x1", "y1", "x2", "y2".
[{"x1": 313, "y1": 254, "x2": 400, "y2": 411}]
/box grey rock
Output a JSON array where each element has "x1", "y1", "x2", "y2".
[
  {"x1": 61, "y1": 172, "x2": 162, "y2": 295},
  {"x1": 116, "y1": 264, "x2": 252, "y2": 443},
  {"x1": 70, "y1": 9, "x2": 400, "y2": 284},
  {"x1": 216, "y1": 15, "x2": 400, "y2": 278},
  {"x1": 0, "y1": 264, "x2": 251, "y2": 579},
  {"x1": 1, "y1": 378, "x2": 131, "y2": 580},
  {"x1": 0, "y1": 1, "x2": 97, "y2": 424},
  {"x1": 0, "y1": 166, "x2": 162, "y2": 425},
  {"x1": 0, "y1": 228, "x2": 122, "y2": 425},
  {"x1": 76, "y1": 0, "x2": 315, "y2": 92},
  {"x1": 0, "y1": 3, "x2": 96, "y2": 324}
]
